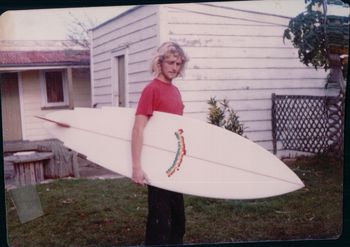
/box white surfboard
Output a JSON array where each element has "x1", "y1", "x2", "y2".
[{"x1": 38, "y1": 107, "x2": 304, "y2": 200}]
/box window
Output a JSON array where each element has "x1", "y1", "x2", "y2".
[{"x1": 41, "y1": 70, "x2": 69, "y2": 108}]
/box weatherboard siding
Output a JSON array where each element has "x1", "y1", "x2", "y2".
[
  {"x1": 91, "y1": 5, "x2": 159, "y2": 107},
  {"x1": 166, "y1": 3, "x2": 294, "y2": 26},
  {"x1": 91, "y1": 3, "x2": 329, "y2": 154},
  {"x1": 20, "y1": 70, "x2": 51, "y2": 140},
  {"x1": 161, "y1": 3, "x2": 328, "y2": 152},
  {"x1": 72, "y1": 68, "x2": 91, "y2": 107}
]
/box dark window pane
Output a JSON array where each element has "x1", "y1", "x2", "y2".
[{"x1": 45, "y1": 71, "x2": 64, "y2": 103}]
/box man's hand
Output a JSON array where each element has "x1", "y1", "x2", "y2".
[{"x1": 132, "y1": 168, "x2": 149, "y2": 186}]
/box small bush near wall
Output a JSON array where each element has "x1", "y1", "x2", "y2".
[{"x1": 207, "y1": 97, "x2": 245, "y2": 136}]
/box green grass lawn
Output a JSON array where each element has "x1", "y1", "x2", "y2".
[{"x1": 6, "y1": 155, "x2": 343, "y2": 246}]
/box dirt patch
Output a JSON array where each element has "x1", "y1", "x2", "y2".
[{"x1": 77, "y1": 157, "x2": 121, "y2": 178}]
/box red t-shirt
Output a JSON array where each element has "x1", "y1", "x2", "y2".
[{"x1": 136, "y1": 78, "x2": 184, "y2": 117}]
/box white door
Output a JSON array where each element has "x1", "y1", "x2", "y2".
[
  {"x1": 1, "y1": 73, "x2": 23, "y2": 141},
  {"x1": 112, "y1": 52, "x2": 127, "y2": 107}
]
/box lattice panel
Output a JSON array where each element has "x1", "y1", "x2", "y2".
[
  {"x1": 272, "y1": 94, "x2": 344, "y2": 155},
  {"x1": 326, "y1": 92, "x2": 345, "y2": 154}
]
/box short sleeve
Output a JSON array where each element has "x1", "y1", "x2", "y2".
[{"x1": 135, "y1": 84, "x2": 158, "y2": 117}]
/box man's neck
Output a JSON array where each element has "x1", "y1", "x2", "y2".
[{"x1": 156, "y1": 75, "x2": 172, "y2": 84}]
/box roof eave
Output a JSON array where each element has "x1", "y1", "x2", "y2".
[{"x1": 0, "y1": 64, "x2": 90, "y2": 72}]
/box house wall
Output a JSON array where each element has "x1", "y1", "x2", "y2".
[
  {"x1": 91, "y1": 5, "x2": 160, "y2": 108},
  {"x1": 90, "y1": 3, "x2": 336, "y2": 154},
  {"x1": 155, "y1": 3, "x2": 330, "y2": 152},
  {"x1": 21, "y1": 70, "x2": 52, "y2": 140},
  {"x1": 19, "y1": 68, "x2": 91, "y2": 140},
  {"x1": 72, "y1": 68, "x2": 91, "y2": 107}
]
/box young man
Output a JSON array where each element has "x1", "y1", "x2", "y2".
[{"x1": 131, "y1": 42, "x2": 188, "y2": 245}]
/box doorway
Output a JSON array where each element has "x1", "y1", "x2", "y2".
[
  {"x1": 1, "y1": 73, "x2": 23, "y2": 141},
  {"x1": 113, "y1": 54, "x2": 127, "y2": 107}
]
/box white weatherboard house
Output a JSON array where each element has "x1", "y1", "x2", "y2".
[{"x1": 90, "y1": 3, "x2": 331, "y2": 154}]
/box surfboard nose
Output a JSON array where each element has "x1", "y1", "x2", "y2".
[
  {"x1": 275, "y1": 173, "x2": 304, "y2": 198},
  {"x1": 281, "y1": 167, "x2": 305, "y2": 193},
  {"x1": 295, "y1": 177, "x2": 305, "y2": 190}
]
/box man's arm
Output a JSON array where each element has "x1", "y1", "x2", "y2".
[{"x1": 131, "y1": 115, "x2": 150, "y2": 185}]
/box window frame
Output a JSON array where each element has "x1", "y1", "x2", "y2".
[
  {"x1": 40, "y1": 69, "x2": 69, "y2": 109},
  {"x1": 111, "y1": 46, "x2": 129, "y2": 107}
]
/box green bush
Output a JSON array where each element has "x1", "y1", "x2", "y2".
[{"x1": 207, "y1": 97, "x2": 245, "y2": 135}]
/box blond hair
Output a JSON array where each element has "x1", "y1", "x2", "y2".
[{"x1": 151, "y1": 42, "x2": 188, "y2": 77}]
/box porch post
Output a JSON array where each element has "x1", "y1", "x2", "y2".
[
  {"x1": 271, "y1": 93, "x2": 277, "y2": 154},
  {"x1": 67, "y1": 67, "x2": 74, "y2": 109}
]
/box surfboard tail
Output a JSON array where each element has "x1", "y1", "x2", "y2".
[{"x1": 35, "y1": 116, "x2": 71, "y2": 128}]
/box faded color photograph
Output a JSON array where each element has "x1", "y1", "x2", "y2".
[{"x1": 1, "y1": 0, "x2": 348, "y2": 246}]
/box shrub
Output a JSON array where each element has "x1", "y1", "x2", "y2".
[{"x1": 207, "y1": 97, "x2": 245, "y2": 136}]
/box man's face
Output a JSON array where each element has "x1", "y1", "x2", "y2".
[{"x1": 159, "y1": 53, "x2": 183, "y2": 83}]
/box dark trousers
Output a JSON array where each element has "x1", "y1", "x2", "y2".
[{"x1": 145, "y1": 186, "x2": 185, "y2": 246}]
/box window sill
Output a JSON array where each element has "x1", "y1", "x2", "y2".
[{"x1": 41, "y1": 105, "x2": 71, "y2": 110}]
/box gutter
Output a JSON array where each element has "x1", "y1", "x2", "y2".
[{"x1": 0, "y1": 64, "x2": 90, "y2": 72}]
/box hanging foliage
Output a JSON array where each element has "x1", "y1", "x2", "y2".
[{"x1": 283, "y1": 0, "x2": 349, "y2": 71}]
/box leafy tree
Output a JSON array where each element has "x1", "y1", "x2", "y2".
[
  {"x1": 283, "y1": 1, "x2": 328, "y2": 70},
  {"x1": 283, "y1": 0, "x2": 349, "y2": 91}
]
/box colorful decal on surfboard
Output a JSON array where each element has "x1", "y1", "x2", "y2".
[{"x1": 166, "y1": 129, "x2": 186, "y2": 177}]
